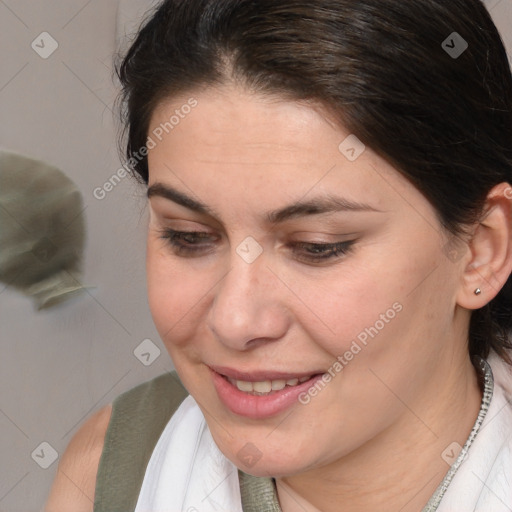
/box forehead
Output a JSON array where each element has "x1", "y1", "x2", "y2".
[
  {"x1": 148, "y1": 85, "x2": 337, "y2": 157},
  {"x1": 145, "y1": 85, "x2": 430, "y2": 222}
]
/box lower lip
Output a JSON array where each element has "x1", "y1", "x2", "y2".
[{"x1": 210, "y1": 369, "x2": 324, "y2": 419}]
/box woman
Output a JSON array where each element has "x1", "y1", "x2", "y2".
[{"x1": 46, "y1": 0, "x2": 512, "y2": 510}]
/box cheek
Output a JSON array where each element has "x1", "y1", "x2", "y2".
[
  {"x1": 146, "y1": 240, "x2": 211, "y2": 348},
  {"x1": 296, "y1": 246, "x2": 442, "y2": 369},
  {"x1": 285, "y1": 259, "x2": 402, "y2": 360}
]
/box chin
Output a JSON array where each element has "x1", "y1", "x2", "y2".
[
  {"x1": 208, "y1": 428, "x2": 316, "y2": 478},
  {"x1": 233, "y1": 454, "x2": 308, "y2": 479}
]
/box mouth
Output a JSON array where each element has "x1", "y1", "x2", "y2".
[
  {"x1": 224, "y1": 374, "x2": 316, "y2": 395},
  {"x1": 208, "y1": 366, "x2": 325, "y2": 418}
]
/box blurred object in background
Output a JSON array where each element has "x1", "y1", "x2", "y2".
[{"x1": 0, "y1": 150, "x2": 89, "y2": 310}]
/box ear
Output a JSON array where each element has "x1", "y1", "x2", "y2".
[{"x1": 457, "y1": 182, "x2": 512, "y2": 309}]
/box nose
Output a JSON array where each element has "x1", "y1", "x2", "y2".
[{"x1": 207, "y1": 245, "x2": 290, "y2": 351}]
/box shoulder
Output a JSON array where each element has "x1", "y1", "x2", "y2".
[
  {"x1": 44, "y1": 403, "x2": 112, "y2": 512},
  {"x1": 44, "y1": 371, "x2": 188, "y2": 512},
  {"x1": 117, "y1": 371, "x2": 188, "y2": 410}
]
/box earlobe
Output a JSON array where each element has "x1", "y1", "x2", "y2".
[{"x1": 457, "y1": 182, "x2": 512, "y2": 310}]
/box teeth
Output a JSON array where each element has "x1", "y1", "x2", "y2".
[
  {"x1": 271, "y1": 379, "x2": 287, "y2": 390},
  {"x1": 230, "y1": 375, "x2": 314, "y2": 394},
  {"x1": 236, "y1": 380, "x2": 253, "y2": 392},
  {"x1": 253, "y1": 381, "x2": 272, "y2": 393}
]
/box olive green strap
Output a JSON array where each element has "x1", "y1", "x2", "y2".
[
  {"x1": 239, "y1": 470, "x2": 282, "y2": 511},
  {"x1": 93, "y1": 371, "x2": 189, "y2": 512}
]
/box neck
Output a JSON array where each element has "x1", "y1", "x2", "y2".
[{"x1": 275, "y1": 351, "x2": 482, "y2": 512}]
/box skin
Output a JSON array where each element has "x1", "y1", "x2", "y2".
[
  {"x1": 141, "y1": 83, "x2": 512, "y2": 512},
  {"x1": 44, "y1": 82, "x2": 511, "y2": 512},
  {"x1": 45, "y1": 404, "x2": 111, "y2": 511}
]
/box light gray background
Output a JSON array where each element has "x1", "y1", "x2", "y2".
[{"x1": 0, "y1": 0, "x2": 511, "y2": 510}]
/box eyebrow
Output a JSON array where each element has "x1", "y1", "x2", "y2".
[{"x1": 147, "y1": 182, "x2": 381, "y2": 225}]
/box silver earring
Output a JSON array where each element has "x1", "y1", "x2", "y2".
[{"x1": 474, "y1": 288, "x2": 482, "y2": 295}]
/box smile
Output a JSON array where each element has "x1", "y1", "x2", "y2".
[
  {"x1": 209, "y1": 367, "x2": 324, "y2": 418},
  {"x1": 226, "y1": 375, "x2": 312, "y2": 395}
]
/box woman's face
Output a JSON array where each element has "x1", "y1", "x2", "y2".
[{"x1": 146, "y1": 84, "x2": 467, "y2": 477}]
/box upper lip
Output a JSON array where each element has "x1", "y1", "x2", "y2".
[{"x1": 209, "y1": 365, "x2": 323, "y2": 382}]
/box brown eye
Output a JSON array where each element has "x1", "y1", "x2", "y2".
[
  {"x1": 289, "y1": 240, "x2": 356, "y2": 263},
  {"x1": 158, "y1": 229, "x2": 218, "y2": 256}
]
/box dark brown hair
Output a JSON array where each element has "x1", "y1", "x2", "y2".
[{"x1": 115, "y1": 0, "x2": 512, "y2": 365}]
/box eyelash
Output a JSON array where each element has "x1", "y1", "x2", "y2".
[{"x1": 157, "y1": 229, "x2": 355, "y2": 263}]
